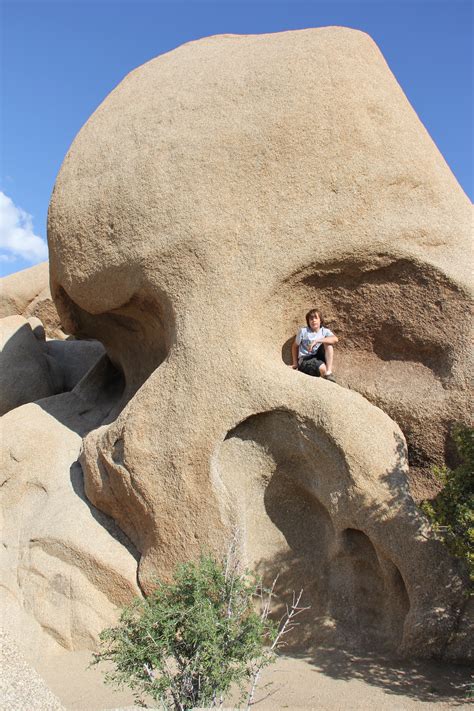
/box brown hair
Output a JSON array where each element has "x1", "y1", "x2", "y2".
[{"x1": 305, "y1": 309, "x2": 324, "y2": 328}]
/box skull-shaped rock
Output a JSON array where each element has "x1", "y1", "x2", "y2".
[{"x1": 48, "y1": 28, "x2": 471, "y2": 657}]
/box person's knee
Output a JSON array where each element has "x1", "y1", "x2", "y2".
[{"x1": 324, "y1": 345, "x2": 334, "y2": 368}]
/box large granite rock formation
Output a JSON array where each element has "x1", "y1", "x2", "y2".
[
  {"x1": 44, "y1": 27, "x2": 471, "y2": 659},
  {"x1": 48, "y1": 27, "x2": 471, "y2": 497},
  {"x1": 1, "y1": 28, "x2": 471, "y2": 662}
]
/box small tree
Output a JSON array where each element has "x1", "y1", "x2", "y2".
[
  {"x1": 92, "y1": 541, "x2": 307, "y2": 709},
  {"x1": 421, "y1": 425, "x2": 473, "y2": 586}
]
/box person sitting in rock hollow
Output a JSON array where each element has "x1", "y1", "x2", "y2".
[{"x1": 290, "y1": 309, "x2": 338, "y2": 382}]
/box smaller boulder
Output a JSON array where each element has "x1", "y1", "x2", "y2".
[
  {"x1": 0, "y1": 262, "x2": 64, "y2": 339},
  {"x1": 0, "y1": 315, "x2": 105, "y2": 416},
  {"x1": 0, "y1": 315, "x2": 57, "y2": 415}
]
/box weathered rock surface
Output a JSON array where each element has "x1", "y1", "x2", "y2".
[
  {"x1": 48, "y1": 28, "x2": 471, "y2": 494},
  {"x1": 45, "y1": 27, "x2": 471, "y2": 659},
  {"x1": 1, "y1": 315, "x2": 57, "y2": 415},
  {"x1": 0, "y1": 356, "x2": 140, "y2": 656},
  {"x1": 0, "y1": 262, "x2": 64, "y2": 339},
  {"x1": 0, "y1": 314, "x2": 104, "y2": 415},
  {"x1": 0, "y1": 630, "x2": 65, "y2": 710},
  {"x1": 1, "y1": 272, "x2": 124, "y2": 656}
]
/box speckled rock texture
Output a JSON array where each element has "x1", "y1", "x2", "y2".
[
  {"x1": 48, "y1": 27, "x2": 471, "y2": 496},
  {"x1": 44, "y1": 28, "x2": 471, "y2": 659},
  {"x1": 0, "y1": 630, "x2": 65, "y2": 710}
]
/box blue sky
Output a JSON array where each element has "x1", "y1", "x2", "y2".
[{"x1": 1, "y1": 0, "x2": 472, "y2": 276}]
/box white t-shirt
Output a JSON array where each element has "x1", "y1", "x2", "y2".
[{"x1": 296, "y1": 326, "x2": 334, "y2": 361}]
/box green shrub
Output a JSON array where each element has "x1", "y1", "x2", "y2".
[
  {"x1": 421, "y1": 425, "x2": 474, "y2": 586},
  {"x1": 92, "y1": 545, "x2": 305, "y2": 709}
]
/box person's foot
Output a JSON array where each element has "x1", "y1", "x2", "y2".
[{"x1": 325, "y1": 373, "x2": 337, "y2": 383}]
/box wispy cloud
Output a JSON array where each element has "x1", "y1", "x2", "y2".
[{"x1": 0, "y1": 192, "x2": 48, "y2": 263}]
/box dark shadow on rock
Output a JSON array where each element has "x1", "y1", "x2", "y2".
[
  {"x1": 44, "y1": 337, "x2": 105, "y2": 391},
  {"x1": 298, "y1": 256, "x2": 466, "y2": 381},
  {"x1": 1, "y1": 320, "x2": 107, "y2": 416},
  {"x1": 286, "y1": 646, "x2": 473, "y2": 704},
  {"x1": 224, "y1": 410, "x2": 471, "y2": 702},
  {"x1": 37, "y1": 354, "x2": 126, "y2": 437},
  {"x1": 1, "y1": 321, "x2": 58, "y2": 415},
  {"x1": 281, "y1": 336, "x2": 294, "y2": 365},
  {"x1": 34, "y1": 354, "x2": 139, "y2": 566},
  {"x1": 69, "y1": 459, "x2": 140, "y2": 563},
  {"x1": 258, "y1": 531, "x2": 471, "y2": 704},
  {"x1": 228, "y1": 412, "x2": 410, "y2": 654}
]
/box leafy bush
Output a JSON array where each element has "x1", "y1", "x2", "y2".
[
  {"x1": 92, "y1": 544, "x2": 306, "y2": 709},
  {"x1": 421, "y1": 425, "x2": 474, "y2": 586}
]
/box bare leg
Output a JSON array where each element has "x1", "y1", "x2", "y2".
[
  {"x1": 324, "y1": 345, "x2": 334, "y2": 375},
  {"x1": 319, "y1": 363, "x2": 327, "y2": 376}
]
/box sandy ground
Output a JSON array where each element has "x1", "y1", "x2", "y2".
[{"x1": 30, "y1": 647, "x2": 473, "y2": 710}]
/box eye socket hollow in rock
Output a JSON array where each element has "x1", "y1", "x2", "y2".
[
  {"x1": 267, "y1": 255, "x2": 470, "y2": 493},
  {"x1": 52, "y1": 284, "x2": 174, "y2": 403}
]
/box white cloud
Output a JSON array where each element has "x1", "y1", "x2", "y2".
[{"x1": 0, "y1": 192, "x2": 48, "y2": 263}]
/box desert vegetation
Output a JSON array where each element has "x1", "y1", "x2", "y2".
[
  {"x1": 421, "y1": 425, "x2": 473, "y2": 586},
  {"x1": 92, "y1": 541, "x2": 307, "y2": 710}
]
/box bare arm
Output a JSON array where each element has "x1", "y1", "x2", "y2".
[
  {"x1": 311, "y1": 334, "x2": 338, "y2": 348},
  {"x1": 321, "y1": 335, "x2": 338, "y2": 345}
]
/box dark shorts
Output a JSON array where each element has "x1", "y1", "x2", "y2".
[{"x1": 297, "y1": 345, "x2": 326, "y2": 377}]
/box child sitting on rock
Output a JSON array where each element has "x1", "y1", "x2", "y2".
[{"x1": 290, "y1": 308, "x2": 338, "y2": 382}]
